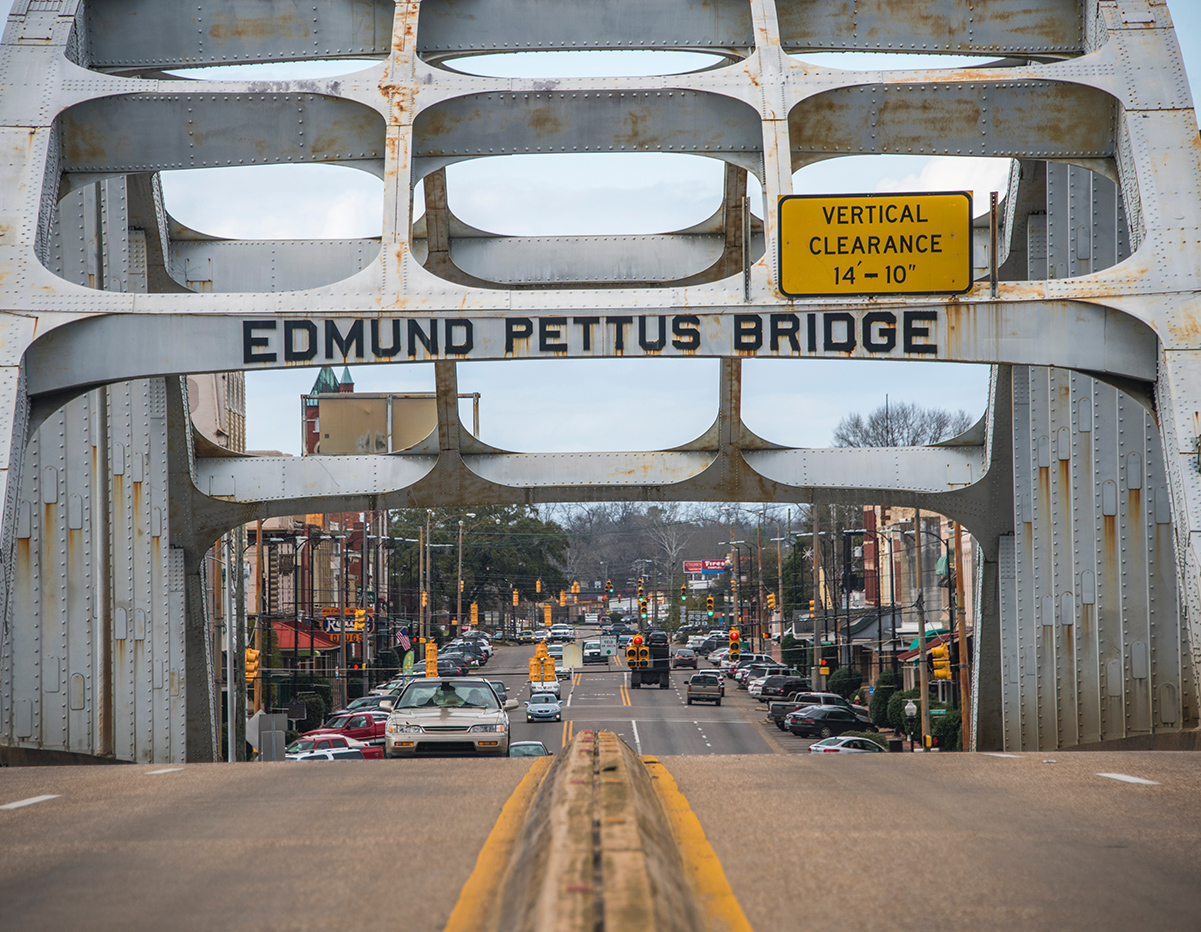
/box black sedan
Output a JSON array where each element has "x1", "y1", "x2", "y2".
[{"x1": 787, "y1": 706, "x2": 877, "y2": 739}]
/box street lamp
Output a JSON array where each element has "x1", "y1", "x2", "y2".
[{"x1": 904, "y1": 699, "x2": 917, "y2": 751}]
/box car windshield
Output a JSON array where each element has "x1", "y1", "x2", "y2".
[
  {"x1": 395, "y1": 681, "x2": 501, "y2": 710},
  {"x1": 530, "y1": 694, "x2": 557, "y2": 704},
  {"x1": 585, "y1": 641, "x2": 600, "y2": 649},
  {"x1": 548, "y1": 645, "x2": 563, "y2": 656},
  {"x1": 812, "y1": 737, "x2": 841, "y2": 747},
  {"x1": 510, "y1": 743, "x2": 548, "y2": 757},
  {"x1": 324, "y1": 715, "x2": 352, "y2": 728},
  {"x1": 286, "y1": 739, "x2": 318, "y2": 752}
]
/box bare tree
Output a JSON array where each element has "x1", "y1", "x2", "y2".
[{"x1": 832, "y1": 399, "x2": 973, "y2": 447}]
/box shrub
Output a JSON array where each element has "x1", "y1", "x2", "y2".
[
  {"x1": 376, "y1": 648, "x2": 400, "y2": 681},
  {"x1": 827, "y1": 666, "x2": 863, "y2": 699},
  {"x1": 869, "y1": 668, "x2": 902, "y2": 727},
  {"x1": 300, "y1": 694, "x2": 327, "y2": 732},
  {"x1": 886, "y1": 688, "x2": 948, "y2": 734},
  {"x1": 887, "y1": 688, "x2": 923, "y2": 733},
  {"x1": 931, "y1": 710, "x2": 963, "y2": 751},
  {"x1": 781, "y1": 633, "x2": 808, "y2": 670},
  {"x1": 839, "y1": 731, "x2": 888, "y2": 749}
]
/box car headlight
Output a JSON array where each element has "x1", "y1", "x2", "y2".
[
  {"x1": 388, "y1": 723, "x2": 424, "y2": 734},
  {"x1": 469, "y1": 723, "x2": 506, "y2": 733}
]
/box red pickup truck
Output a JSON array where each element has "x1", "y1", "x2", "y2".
[{"x1": 301, "y1": 711, "x2": 388, "y2": 754}]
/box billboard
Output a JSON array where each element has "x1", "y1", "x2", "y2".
[{"x1": 683, "y1": 560, "x2": 727, "y2": 575}]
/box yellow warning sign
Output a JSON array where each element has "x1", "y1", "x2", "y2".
[{"x1": 779, "y1": 192, "x2": 973, "y2": 297}]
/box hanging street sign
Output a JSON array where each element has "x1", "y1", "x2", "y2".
[{"x1": 778, "y1": 192, "x2": 973, "y2": 298}]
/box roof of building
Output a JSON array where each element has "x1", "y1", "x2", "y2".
[
  {"x1": 309, "y1": 366, "x2": 340, "y2": 395},
  {"x1": 339, "y1": 366, "x2": 353, "y2": 386},
  {"x1": 271, "y1": 619, "x2": 341, "y2": 652}
]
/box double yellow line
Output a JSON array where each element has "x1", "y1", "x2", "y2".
[
  {"x1": 560, "y1": 718, "x2": 574, "y2": 745},
  {"x1": 619, "y1": 684, "x2": 631, "y2": 706}
]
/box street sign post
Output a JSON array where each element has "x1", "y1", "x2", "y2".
[{"x1": 779, "y1": 192, "x2": 972, "y2": 298}]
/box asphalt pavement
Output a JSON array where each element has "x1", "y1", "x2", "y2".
[{"x1": 5, "y1": 633, "x2": 1199, "y2": 931}]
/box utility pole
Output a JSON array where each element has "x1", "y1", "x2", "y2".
[
  {"x1": 954, "y1": 521, "x2": 970, "y2": 749},
  {"x1": 914, "y1": 509, "x2": 931, "y2": 744},
  {"x1": 756, "y1": 516, "x2": 765, "y2": 653},
  {"x1": 811, "y1": 504, "x2": 821, "y2": 687},
  {"x1": 361, "y1": 514, "x2": 369, "y2": 697},
  {"x1": 776, "y1": 514, "x2": 785, "y2": 646},
  {"x1": 457, "y1": 519, "x2": 464, "y2": 636},
  {"x1": 254, "y1": 519, "x2": 264, "y2": 714}
]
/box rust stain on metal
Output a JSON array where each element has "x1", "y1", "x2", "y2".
[{"x1": 206, "y1": 14, "x2": 307, "y2": 42}]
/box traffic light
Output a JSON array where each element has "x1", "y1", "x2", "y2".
[
  {"x1": 244, "y1": 647, "x2": 260, "y2": 680},
  {"x1": 606, "y1": 579, "x2": 614, "y2": 595},
  {"x1": 513, "y1": 589, "x2": 519, "y2": 607},
  {"x1": 571, "y1": 580, "x2": 581, "y2": 595},
  {"x1": 459, "y1": 578, "x2": 464, "y2": 592},
  {"x1": 536, "y1": 578, "x2": 542, "y2": 594},
  {"x1": 930, "y1": 643, "x2": 952, "y2": 680},
  {"x1": 819, "y1": 658, "x2": 830, "y2": 676},
  {"x1": 809, "y1": 599, "x2": 815, "y2": 613},
  {"x1": 639, "y1": 598, "x2": 648, "y2": 620},
  {"x1": 354, "y1": 608, "x2": 367, "y2": 631},
  {"x1": 470, "y1": 602, "x2": 479, "y2": 626},
  {"x1": 543, "y1": 604, "x2": 552, "y2": 627},
  {"x1": 559, "y1": 590, "x2": 566, "y2": 608},
  {"x1": 421, "y1": 590, "x2": 428, "y2": 607},
  {"x1": 425, "y1": 641, "x2": 438, "y2": 677},
  {"x1": 924, "y1": 734, "x2": 942, "y2": 750},
  {"x1": 767, "y1": 593, "x2": 776, "y2": 610},
  {"x1": 680, "y1": 583, "x2": 687, "y2": 604},
  {"x1": 631, "y1": 635, "x2": 649, "y2": 667},
  {"x1": 706, "y1": 595, "x2": 714, "y2": 618},
  {"x1": 728, "y1": 629, "x2": 740, "y2": 662}
]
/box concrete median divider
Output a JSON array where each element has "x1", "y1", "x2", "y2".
[{"x1": 445, "y1": 730, "x2": 745, "y2": 932}]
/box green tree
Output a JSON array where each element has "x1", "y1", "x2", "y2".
[{"x1": 389, "y1": 506, "x2": 570, "y2": 621}]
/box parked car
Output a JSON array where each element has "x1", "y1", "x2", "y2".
[
  {"x1": 672, "y1": 648, "x2": 698, "y2": 669},
  {"x1": 725, "y1": 653, "x2": 779, "y2": 677},
  {"x1": 370, "y1": 677, "x2": 407, "y2": 696},
  {"x1": 707, "y1": 648, "x2": 729, "y2": 666},
  {"x1": 291, "y1": 748, "x2": 365, "y2": 761},
  {"x1": 769, "y1": 692, "x2": 863, "y2": 730},
  {"x1": 786, "y1": 706, "x2": 877, "y2": 739},
  {"x1": 525, "y1": 693, "x2": 563, "y2": 722},
  {"x1": 758, "y1": 675, "x2": 812, "y2": 701},
  {"x1": 299, "y1": 712, "x2": 389, "y2": 748},
  {"x1": 686, "y1": 673, "x2": 723, "y2": 705},
  {"x1": 385, "y1": 678, "x2": 519, "y2": 757},
  {"x1": 286, "y1": 734, "x2": 383, "y2": 760},
  {"x1": 583, "y1": 640, "x2": 606, "y2": 664},
  {"x1": 344, "y1": 695, "x2": 395, "y2": 713},
  {"x1": 509, "y1": 741, "x2": 551, "y2": 757},
  {"x1": 809, "y1": 735, "x2": 885, "y2": 753},
  {"x1": 439, "y1": 651, "x2": 478, "y2": 671}
]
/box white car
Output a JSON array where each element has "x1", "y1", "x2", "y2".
[
  {"x1": 530, "y1": 678, "x2": 561, "y2": 698},
  {"x1": 808, "y1": 736, "x2": 886, "y2": 754},
  {"x1": 385, "y1": 678, "x2": 518, "y2": 758},
  {"x1": 747, "y1": 676, "x2": 770, "y2": 699}
]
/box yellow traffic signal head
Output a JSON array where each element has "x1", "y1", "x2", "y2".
[
  {"x1": 512, "y1": 589, "x2": 519, "y2": 606},
  {"x1": 632, "y1": 635, "x2": 643, "y2": 645}
]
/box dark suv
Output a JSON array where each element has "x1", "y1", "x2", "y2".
[{"x1": 758, "y1": 675, "x2": 812, "y2": 702}]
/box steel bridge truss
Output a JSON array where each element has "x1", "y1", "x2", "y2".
[{"x1": 2, "y1": 0, "x2": 1200, "y2": 760}]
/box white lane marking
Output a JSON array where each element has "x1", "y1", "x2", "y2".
[
  {"x1": 145, "y1": 767, "x2": 184, "y2": 775},
  {"x1": 1098, "y1": 772, "x2": 1161, "y2": 786},
  {"x1": 1, "y1": 794, "x2": 60, "y2": 810},
  {"x1": 565, "y1": 691, "x2": 573, "y2": 709},
  {"x1": 983, "y1": 753, "x2": 1023, "y2": 759},
  {"x1": 631, "y1": 719, "x2": 642, "y2": 756}
]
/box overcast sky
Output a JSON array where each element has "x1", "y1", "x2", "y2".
[{"x1": 11, "y1": 2, "x2": 1201, "y2": 455}]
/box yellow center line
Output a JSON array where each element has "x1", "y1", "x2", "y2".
[
  {"x1": 567, "y1": 719, "x2": 574, "y2": 742},
  {"x1": 442, "y1": 755, "x2": 552, "y2": 932},
  {"x1": 641, "y1": 756, "x2": 755, "y2": 932}
]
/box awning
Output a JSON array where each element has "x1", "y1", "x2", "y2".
[{"x1": 271, "y1": 620, "x2": 340, "y2": 652}]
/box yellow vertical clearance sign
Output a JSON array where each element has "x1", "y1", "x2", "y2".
[{"x1": 779, "y1": 192, "x2": 973, "y2": 298}]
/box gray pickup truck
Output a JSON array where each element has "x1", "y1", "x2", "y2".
[{"x1": 686, "y1": 672, "x2": 723, "y2": 706}]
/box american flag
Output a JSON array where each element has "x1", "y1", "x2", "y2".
[{"x1": 396, "y1": 630, "x2": 412, "y2": 651}]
